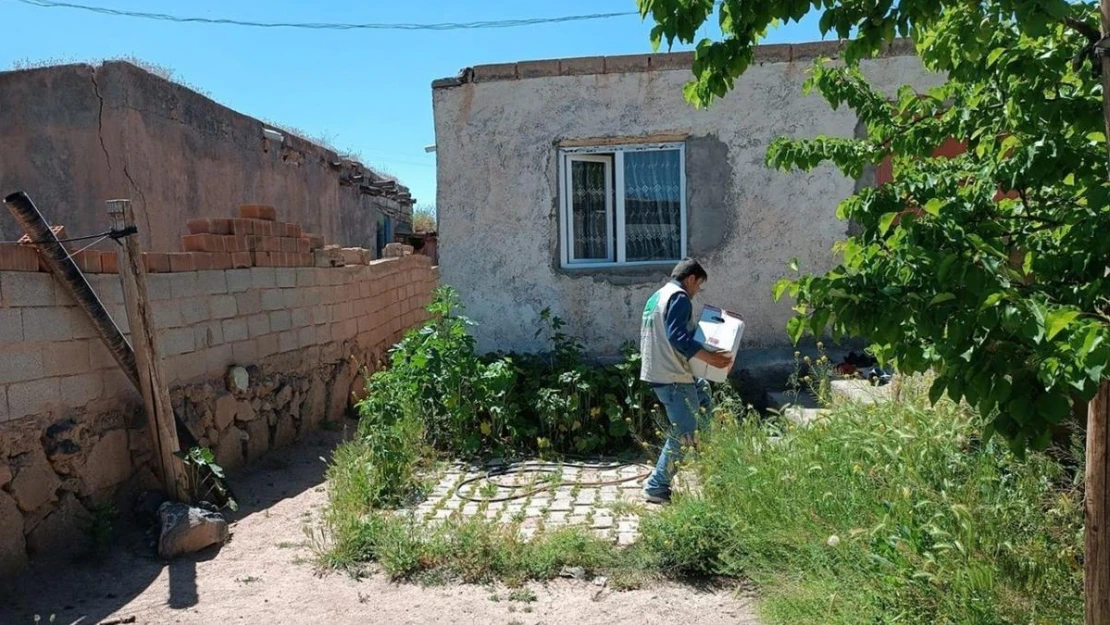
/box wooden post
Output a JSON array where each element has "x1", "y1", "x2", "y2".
[
  {"x1": 1091, "y1": 4, "x2": 1110, "y2": 624},
  {"x1": 107, "y1": 199, "x2": 189, "y2": 502},
  {"x1": 4, "y1": 191, "x2": 139, "y2": 388},
  {"x1": 1088, "y1": 382, "x2": 1110, "y2": 625}
]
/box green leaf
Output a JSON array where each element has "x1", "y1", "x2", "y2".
[
  {"x1": 879, "y1": 212, "x2": 899, "y2": 235},
  {"x1": 928, "y1": 378, "x2": 946, "y2": 404},
  {"x1": 922, "y1": 198, "x2": 943, "y2": 216},
  {"x1": 980, "y1": 292, "x2": 1004, "y2": 310},
  {"x1": 786, "y1": 316, "x2": 806, "y2": 345},
  {"x1": 986, "y1": 47, "x2": 1005, "y2": 67},
  {"x1": 1035, "y1": 392, "x2": 1071, "y2": 425},
  {"x1": 772, "y1": 278, "x2": 792, "y2": 302},
  {"x1": 1045, "y1": 310, "x2": 1080, "y2": 341},
  {"x1": 929, "y1": 292, "x2": 956, "y2": 306}
]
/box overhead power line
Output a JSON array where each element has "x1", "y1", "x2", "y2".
[{"x1": 12, "y1": 0, "x2": 640, "y2": 31}]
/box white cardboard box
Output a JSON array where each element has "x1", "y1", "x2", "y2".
[{"x1": 689, "y1": 305, "x2": 745, "y2": 383}]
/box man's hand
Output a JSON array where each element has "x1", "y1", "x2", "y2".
[{"x1": 695, "y1": 348, "x2": 733, "y2": 369}]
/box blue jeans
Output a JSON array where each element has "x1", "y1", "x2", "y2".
[{"x1": 644, "y1": 379, "x2": 711, "y2": 496}]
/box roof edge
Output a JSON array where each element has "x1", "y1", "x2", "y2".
[{"x1": 432, "y1": 38, "x2": 915, "y2": 89}]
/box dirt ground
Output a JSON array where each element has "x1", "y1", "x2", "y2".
[{"x1": 0, "y1": 429, "x2": 760, "y2": 625}]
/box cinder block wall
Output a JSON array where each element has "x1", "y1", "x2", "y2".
[{"x1": 0, "y1": 211, "x2": 436, "y2": 578}]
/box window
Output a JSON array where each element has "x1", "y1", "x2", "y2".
[{"x1": 559, "y1": 143, "x2": 686, "y2": 268}]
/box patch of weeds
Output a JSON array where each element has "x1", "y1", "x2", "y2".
[
  {"x1": 236, "y1": 576, "x2": 262, "y2": 584},
  {"x1": 607, "y1": 500, "x2": 645, "y2": 518},
  {"x1": 80, "y1": 503, "x2": 116, "y2": 558},
  {"x1": 479, "y1": 480, "x2": 499, "y2": 500},
  {"x1": 488, "y1": 593, "x2": 500, "y2": 602},
  {"x1": 276, "y1": 541, "x2": 302, "y2": 549}
]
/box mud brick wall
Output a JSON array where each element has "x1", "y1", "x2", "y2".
[
  {"x1": 0, "y1": 206, "x2": 436, "y2": 578},
  {"x1": 0, "y1": 61, "x2": 414, "y2": 252}
]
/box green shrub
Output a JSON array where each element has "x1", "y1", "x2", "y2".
[
  {"x1": 639, "y1": 496, "x2": 735, "y2": 576},
  {"x1": 358, "y1": 286, "x2": 660, "y2": 457},
  {"x1": 669, "y1": 376, "x2": 1083, "y2": 625}
]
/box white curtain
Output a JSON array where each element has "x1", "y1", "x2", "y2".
[
  {"x1": 571, "y1": 160, "x2": 609, "y2": 260},
  {"x1": 623, "y1": 149, "x2": 681, "y2": 261}
]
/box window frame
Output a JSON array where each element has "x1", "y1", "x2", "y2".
[{"x1": 558, "y1": 142, "x2": 687, "y2": 269}]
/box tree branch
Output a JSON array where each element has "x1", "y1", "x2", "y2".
[{"x1": 1065, "y1": 17, "x2": 1100, "y2": 44}]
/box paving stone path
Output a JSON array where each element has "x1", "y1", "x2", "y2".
[{"x1": 411, "y1": 459, "x2": 659, "y2": 545}]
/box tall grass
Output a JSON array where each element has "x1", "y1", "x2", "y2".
[{"x1": 643, "y1": 377, "x2": 1083, "y2": 624}]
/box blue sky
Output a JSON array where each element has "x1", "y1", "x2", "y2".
[{"x1": 0, "y1": 0, "x2": 825, "y2": 211}]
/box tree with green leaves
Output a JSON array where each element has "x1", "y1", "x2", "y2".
[{"x1": 638, "y1": 0, "x2": 1110, "y2": 621}]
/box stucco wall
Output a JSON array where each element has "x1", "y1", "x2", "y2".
[
  {"x1": 432, "y1": 43, "x2": 944, "y2": 356},
  {"x1": 0, "y1": 62, "x2": 412, "y2": 253}
]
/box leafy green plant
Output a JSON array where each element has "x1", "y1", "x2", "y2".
[
  {"x1": 174, "y1": 446, "x2": 237, "y2": 511},
  {"x1": 358, "y1": 287, "x2": 659, "y2": 458},
  {"x1": 80, "y1": 503, "x2": 117, "y2": 558}
]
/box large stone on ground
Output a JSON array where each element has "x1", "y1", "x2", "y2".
[
  {"x1": 157, "y1": 502, "x2": 229, "y2": 559},
  {"x1": 9, "y1": 448, "x2": 61, "y2": 513},
  {"x1": 26, "y1": 492, "x2": 88, "y2": 555},
  {"x1": 0, "y1": 490, "x2": 28, "y2": 577},
  {"x1": 81, "y1": 429, "x2": 132, "y2": 495},
  {"x1": 0, "y1": 462, "x2": 12, "y2": 488}
]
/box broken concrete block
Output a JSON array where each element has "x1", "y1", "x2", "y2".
[
  {"x1": 383, "y1": 242, "x2": 404, "y2": 258},
  {"x1": 157, "y1": 502, "x2": 230, "y2": 559},
  {"x1": 313, "y1": 246, "x2": 345, "y2": 268},
  {"x1": 340, "y1": 247, "x2": 370, "y2": 266}
]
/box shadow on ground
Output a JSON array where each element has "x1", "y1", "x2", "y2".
[{"x1": 0, "y1": 425, "x2": 351, "y2": 625}]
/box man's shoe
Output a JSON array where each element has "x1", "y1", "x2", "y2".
[{"x1": 643, "y1": 489, "x2": 672, "y2": 504}]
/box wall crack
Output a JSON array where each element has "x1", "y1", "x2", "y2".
[{"x1": 88, "y1": 67, "x2": 113, "y2": 175}]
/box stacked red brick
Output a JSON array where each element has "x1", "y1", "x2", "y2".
[
  {"x1": 173, "y1": 205, "x2": 325, "y2": 272},
  {"x1": 0, "y1": 205, "x2": 358, "y2": 274}
]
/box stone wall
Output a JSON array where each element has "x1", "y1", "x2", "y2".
[
  {"x1": 431, "y1": 40, "x2": 945, "y2": 357},
  {"x1": 0, "y1": 206, "x2": 436, "y2": 578},
  {"x1": 0, "y1": 61, "x2": 414, "y2": 253}
]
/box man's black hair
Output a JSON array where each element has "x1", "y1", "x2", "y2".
[{"x1": 671, "y1": 258, "x2": 707, "y2": 282}]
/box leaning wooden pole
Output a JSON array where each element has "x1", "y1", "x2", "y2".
[
  {"x1": 107, "y1": 199, "x2": 189, "y2": 502},
  {"x1": 3, "y1": 191, "x2": 140, "y2": 388}
]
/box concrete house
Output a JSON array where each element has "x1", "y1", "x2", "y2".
[{"x1": 431, "y1": 40, "x2": 941, "y2": 364}]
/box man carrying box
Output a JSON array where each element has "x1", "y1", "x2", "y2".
[{"x1": 639, "y1": 258, "x2": 734, "y2": 504}]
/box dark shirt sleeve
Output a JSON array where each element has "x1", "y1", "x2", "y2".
[{"x1": 664, "y1": 292, "x2": 702, "y2": 360}]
